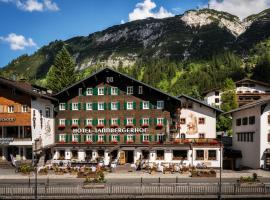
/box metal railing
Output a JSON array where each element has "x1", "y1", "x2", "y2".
[{"x1": 0, "y1": 183, "x2": 270, "y2": 198}]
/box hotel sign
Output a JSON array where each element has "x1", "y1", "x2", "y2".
[
  {"x1": 0, "y1": 118, "x2": 16, "y2": 122},
  {"x1": 0, "y1": 138, "x2": 14, "y2": 144},
  {"x1": 73, "y1": 128, "x2": 147, "y2": 134}
]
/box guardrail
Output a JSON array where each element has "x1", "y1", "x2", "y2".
[{"x1": 0, "y1": 183, "x2": 270, "y2": 199}]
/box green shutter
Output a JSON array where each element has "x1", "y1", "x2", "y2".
[
  {"x1": 69, "y1": 103, "x2": 72, "y2": 110},
  {"x1": 140, "y1": 102, "x2": 142, "y2": 109},
  {"x1": 78, "y1": 135, "x2": 81, "y2": 143},
  {"x1": 65, "y1": 134, "x2": 68, "y2": 142},
  {"x1": 103, "y1": 135, "x2": 107, "y2": 142},
  {"x1": 108, "y1": 87, "x2": 111, "y2": 95},
  {"x1": 117, "y1": 102, "x2": 120, "y2": 110},
  {"x1": 149, "y1": 135, "x2": 152, "y2": 142},
  {"x1": 124, "y1": 135, "x2": 127, "y2": 143},
  {"x1": 117, "y1": 88, "x2": 120, "y2": 95},
  {"x1": 83, "y1": 103, "x2": 86, "y2": 110},
  {"x1": 149, "y1": 118, "x2": 152, "y2": 125},
  {"x1": 78, "y1": 119, "x2": 81, "y2": 125},
  {"x1": 124, "y1": 119, "x2": 127, "y2": 126},
  {"x1": 133, "y1": 135, "x2": 136, "y2": 142},
  {"x1": 83, "y1": 89, "x2": 86, "y2": 96},
  {"x1": 133, "y1": 119, "x2": 136, "y2": 125},
  {"x1": 154, "y1": 118, "x2": 157, "y2": 125},
  {"x1": 118, "y1": 118, "x2": 120, "y2": 125},
  {"x1": 108, "y1": 102, "x2": 111, "y2": 110},
  {"x1": 154, "y1": 134, "x2": 157, "y2": 142},
  {"x1": 104, "y1": 87, "x2": 107, "y2": 95},
  {"x1": 133, "y1": 101, "x2": 136, "y2": 109},
  {"x1": 93, "y1": 103, "x2": 97, "y2": 110},
  {"x1": 109, "y1": 135, "x2": 112, "y2": 142},
  {"x1": 93, "y1": 87, "x2": 98, "y2": 95},
  {"x1": 65, "y1": 103, "x2": 68, "y2": 110},
  {"x1": 78, "y1": 103, "x2": 81, "y2": 110},
  {"x1": 124, "y1": 102, "x2": 127, "y2": 110},
  {"x1": 104, "y1": 103, "x2": 107, "y2": 110},
  {"x1": 140, "y1": 134, "x2": 143, "y2": 142},
  {"x1": 140, "y1": 118, "x2": 142, "y2": 125},
  {"x1": 65, "y1": 119, "x2": 68, "y2": 125},
  {"x1": 117, "y1": 135, "x2": 120, "y2": 142},
  {"x1": 104, "y1": 119, "x2": 106, "y2": 125},
  {"x1": 83, "y1": 135, "x2": 86, "y2": 142}
]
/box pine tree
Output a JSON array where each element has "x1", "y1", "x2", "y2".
[
  {"x1": 46, "y1": 47, "x2": 78, "y2": 92},
  {"x1": 220, "y1": 78, "x2": 238, "y2": 112}
]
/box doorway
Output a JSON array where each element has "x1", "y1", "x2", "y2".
[
  {"x1": 7, "y1": 146, "x2": 18, "y2": 161},
  {"x1": 85, "y1": 150, "x2": 92, "y2": 162},
  {"x1": 125, "y1": 150, "x2": 134, "y2": 163}
]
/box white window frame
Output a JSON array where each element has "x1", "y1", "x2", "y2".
[
  {"x1": 157, "y1": 101, "x2": 164, "y2": 109},
  {"x1": 98, "y1": 102, "x2": 104, "y2": 110},
  {"x1": 127, "y1": 135, "x2": 134, "y2": 142},
  {"x1": 111, "y1": 118, "x2": 118, "y2": 125},
  {"x1": 138, "y1": 86, "x2": 143, "y2": 94},
  {"x1": 127, "y1": 118, "x2": 133, "y2": 125},
  {"x1": 78, "y1": 88, "x2": 83, "y2": 96},
  {"x1": 86, "y1": 118, "x2": 93, "y2": 125},
  {"x1": 127, "y1": 102, "x2": 133, "y2": 110},
  {"x1": 72, "y1": 119, "x2": 79, "y2": 125},
  {"x1": 111, "y1": 134, "x2": 118, "y2": 142},
  {"x1": 111, "y1": 102, "x2": 118, "y2": 110},
  {"x1": 59, "y1": 103, "x2": 66, "y2": 111},
  {"x1": 85, "y1": 134, "x2": 92, "y2": 142},
  {"x1": 72, "y1": 134, "x2": 79, "y2": 142},
  {"x1": 72, "y1": 103, "x2": 78, "y2": 111},
  {"x1": 59, "y1": 119, "x2": 66, "y2": 125},
  {"x1": 59, "y1": 134, "x2": 66, "y2": 142},
  {"x1": 142, "y1": 118, "x2": 149, "y2": 125},
  {"x1": 157, "y1": 118, "x2": 164, "y2": 125},
  {"x1": 45, "y1": 106, "x2": 51, "y2": 118},
  {"x1": 86, "y1": 102, "x2": 93, "y2": 111},
  {"x1": 111, "y1": 87, "x2": 118, "y2": 95},
  {"x1": 98, "y1": 87, "x2": 104, "y2": 95},
  {"x1": 143, "y1": 134, "x2": 149, "y2": 141},
  {"x1": 98, "y1": 118, "x2": 105, "y2": 125},
  {"x1": 22, "y1": 105, "x2": 28, "y2": 112},
  {"x1": 127, "y1": 86, "x2": 133, "y2": 95},
  {"x1": 8, "y1": 105, "x2": 14, "y2": 113},
  {"x1": 143, "y1": 101, "x2": 149, "y2": 109},
  {"x1": 86, "y1": 88, "x2": 93, "y2": 96},
  {"x1": 98, "y1": 135, "x2": 104, "y2": 142}
]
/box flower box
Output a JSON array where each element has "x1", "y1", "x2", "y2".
[
  {"x1": 126, "y1": 141, "x2": 134, "y2": 144},
  {"x1": 71, "y1": 125, "x2": 78, "y2": 129},
  {"x1": 72, "y1": 141, "x2": 78, "y2": 144},
  {"x1": 110, "y1": 124, "x2": 118, "y2": 128},
  {"x1": 58, "y1": 125, "x2": 65, "y2": 129},
  {"x1": 156, "y1": 124, "x2": 163, "y2": 129},
  {"x1": 85, "y1": 141, "x2": 92, "y2": 144},
  {"x1": 142, "y1": 141, "x2": 149, "y2": 144},
  {"x1": 97, "y1": 141, "x2": 104, "y2": 144},
  {"x1": 126, "y1": 124, "x2": 134, "y2": 128},
  {"x1": 210, "y1": 140, "x2": 219, "y2": 145},
  {"x1": 173, "y1": 140, "x2": 180, "y2": 144},
  {"x1": 141, "y1": 124, "x2": 149, "y2": 128},
  {"x1": 111, "y1": 141, "x2": 118, "y2": 144},
  {"x1": 85, "y1": 125, "x2": 92, "y2": 129},
  {"x1": 97, "y1": 125, "x2": 104, "y2": 128},
  {"x1": 59, "y1": 141, "x2": 65, "y2": 144}
]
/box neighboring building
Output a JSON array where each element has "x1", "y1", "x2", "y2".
[
  {"x1": 204, "y1": 78, "x2": 270, "y2": 107},
  {"x1": 226, "y1": 96, "x2": 270, "y2": 169},
  {"x1": 51, "y1": 68, "x2": 223, "y2": 168},
  {"x1": 0, "y1": 77, "x2": 56, "y2": 162}
]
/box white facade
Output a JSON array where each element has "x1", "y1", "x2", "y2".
[
  {"x1": 231, "y1": 103, "x2": 270, "y2": 169},
  {"x1": 31, "y1": 97, "x2": 55, "y2": 148}
]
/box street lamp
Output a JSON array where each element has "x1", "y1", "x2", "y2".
[{"x1": 34, "y1": 138, "x2": 39, "y2": 200}]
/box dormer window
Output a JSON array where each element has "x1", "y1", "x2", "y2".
[
  {"x1": 127, "y1": 86, "x2": 133, "y2": 95},
  {"x1": 86, "y1": 88, "x2": 93, "y2": 96}
]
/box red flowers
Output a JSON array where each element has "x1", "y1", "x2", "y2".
[{"x1": 58, "y1": 125, "x2": 65, "y2": 129}]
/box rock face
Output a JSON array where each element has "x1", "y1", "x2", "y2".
[{"x1": 1, "y1": 8, "x2": 270, "y2": 79}]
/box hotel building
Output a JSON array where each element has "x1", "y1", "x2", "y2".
[
  {"x1": 0, "y1": 77, "x2": 56, "y2": 163},
  {"x1": 227, "y1": 96, "x2": 270, "y2": 169},
  {"x1": 204, "y1": 78, "x2": 270, "y2": 107},
  {"x1": 51, "y1": 68, "x2": 223, "y2": 168}
]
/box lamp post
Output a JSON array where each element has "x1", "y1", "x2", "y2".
[
  {"x1": 34, "y1": 139, "x2": 39, "y2": 200},
  {"x1": 218, "y1": 133, "x2": 223, "y2": 200}
]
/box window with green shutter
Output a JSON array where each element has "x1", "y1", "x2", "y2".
[
  {"x1": 103, "y1": 135, "x2": 107, "y2": 142},
  {"x1": 140, "y1": 102, "x2": 143, "y2": 109},
  {"x1": 104, "y1": 87, "x2": 107, "y2": 95},
  {"x1": 124, "y1": 135, "x2": 127, "y2": 143},
  {"x1": 69, "y1": 103, "x2": 72, "y2": 110},
  {"x1": 108, "y1": 87, "x2": 111, "y2": 95},
  {"x1": 104, "y1": 103, "x2": 107, "y2": 110},
  {"x1": 117, "y1": 88, "x2": 120, "y2": 95},
  {"x1": 83, "y1": 103, "x2": 86, "y2": 110},
  {"x1": 65, "y1": 103, "x2": 68, "y2": 110},
  {"x1": 133, "y1": 135, "x2": 136, "y2": 142},
  {"x1": 117, "y1": 102, "x2": 120, "y2": 110},
  {"x1": 117, "y1": 135, "x2": 120, "y2": 142},
  {"x1": 93, "y1": 87, "x2": 98, "y2": 95},
  {"x1": 109, "y1": 135, "x2": 112, "y2": 142},
  {"x1": 154, "y1": 118, "x2": 157, "y2": 125},
  {"x1": 65, "y1": 134, "x2": 68, "y2": 142},
  {"x1": 133, "y1": 101, "x2": 136, "y2": 109},
  {"x1": 124, "y1": 119, "x2": 127, "y2": 125},
  {"x1": 149, "y1": 134, "x2": 152, "y2": 142},
  {"x1": 108, "y1": 102, "x2": 111, "y2": 110},
  {"x1": 124, "y1": 101, "x2": 127, "y2": 110},
  {"x1": 133, "y1": 119, "x2": 136, "y2": 125},
  {"x1": 118, "y1": 119, "x2": 120, "y2": 125},
  {"x1": 140, "y1": 134, "x2": 143, "y2": 142}
]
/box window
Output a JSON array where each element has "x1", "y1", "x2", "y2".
[
  {"x1": 215, "y1": 91, "x2": 219, "y2": 96},
  {"x1": 237, "y1": 132, "x2": 254, "y2": 142},
  {"x1": 157, "y1": 118, "x2": 164, "y2": 125},
  {"x1": 22, "y1": 105, "x2": 28, "y2": 112},
  {"x1": 157, "y1": 134, "x2": 164, "y2": 143},
  {"x1": 127, "y1": 118, "x2": 133, "y2": 125},
  {"x1": 236, "y1": 118, "x2": 242, "y2": 126},
  {"x1": 111, "y1": 87, "x2": 118, "y2": 95},
  {"x1": 72, "y1": 134, "x2": 79, "y2": 142},
  {"x1": 59, "y1": 134, "x2": 66, "y2": 142},
  {"x1": 111, "y1": 102, "x2": 118, "y2": 110},
  {"x1": 85, "y1": 134, "x2": 92, "y2": 142},
  {"x1": 180, "y1": 118, "x2": 186, "y2": 124},
  {"x1": 98, "y1": 135, "x2": 104, "y2": 142},
  {"x1": 268, "y1": 133, "x2": 270, "y2": 142},
  {"x1": 173, "y1": 150, "x2": 187, "y2": 160},
  {"x1": 86, "y1": 103, "x2": 92, "y2": 111},
  {"x1": 98, "y1": 102, "x2": 104, "y2": 110},
  {"x1": 72, "y1": 119, "x2": 79, "y2": 125},
  {"x1": 196, "y1": 150, "x2": 204, "y2": 160},
  {"x1": 215, "y1": 98, "x2": 220, "y2": 103},
  {"x1": 8, "y1": 105, "x2": 14, "y2": 113},
  {"x1": 98, "y1": 87, "x2": 104, "y2": 95},
  {"x1": 143, "y1": 101, "x2": 149, "y2": 109},
  {"x1": 199, "y1": 118, "x2": 205, "y2": 124},
  {"x1": 208, "y1": 150, "x2": 217, "y2": 160},
  {"x1": 86, "y1": 119, "x2": 93, "y2": 125},
  {"x1": 111, "y1": 118, "x2": 118, "y2": 125},
  {"x1": 138, "y1": 86, "x2": 143, "y2": 94},
  {"x1": 111, "y1": 135, "x2": 118, "y2": 142},
  {"x1": 199, "y1": 133, "x2": 205, "y2": 139},
  {"x1": 59, "y1": 119, "x2": 65, "y2": 125},
  {"x1": 142, "y1": 118, "x2": 150, "y2": 125},
  {"x1": 72, "y1": 103, "x2": 78, "y2": 111},
  {"x1": 156, "y1": 150, "x2": 164, "y2": 160},
  {"x1": 143, "y1": 134, "x2": 149, "y2": 141},
  {"x1": 187, "y1": 102, "x2": 193, "y2": 108},
  {"x1": 249, "y1": 116, "x2": 255, "y2": 125},
  {"x1": 242, "y1": 117, "x2": 248, "y2": 125},
  {"x1": 98, "y1": 119, "x2": 105, "y2": 125},
  {"x1": 268, "y1": 115, "x2": 270, "y2": 124},
  {"x1": 127, "y1": 86, "x2": 133, "y2": 95},
  {"x1": 78, "y1": 88, "x2": 83, "y2": 96},
  {"x1": 180, "y1": 133, "x2": 186, "y2": 139},
  {"x1": 86, "y1": 88, "x2": 93, "y2": 96},
  {"x1": 127, "y1": 102, "x2": 133, "y2": 110},
  {"x1": 59, "y1": 103, "x2": 66, "y2": 111},
  {"x1": 45, "y1": 106, "x2": 51, "y2": 118},
  {"x1": 157, "y1": 101, "x2": 164, "y2": 109}
]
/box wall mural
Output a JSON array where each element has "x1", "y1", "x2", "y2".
[{"x1": 187, "y1": 113, "x2": 198, "y2": 135}]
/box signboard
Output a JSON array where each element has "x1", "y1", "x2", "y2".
[
  {"x1": 0, "y1": 138, "x2": 14, "y2": 144},
  {"x1": 72, "y1": 127, "x2": 147, "y2": 134},
  {"x1": 0, "y1": 118, "x2": 16, "y2": 122}
]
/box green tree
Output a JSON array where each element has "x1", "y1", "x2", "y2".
[
  {"x1": 45, "y1": 47, "x2": 78, "y2": 92},
  {"x1": 252, "y1": 53, "x2": 270, "y2": 83}
]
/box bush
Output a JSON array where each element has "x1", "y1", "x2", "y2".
[{"x1": 19, "y1": 164, "x2": 33, "y2": 174}]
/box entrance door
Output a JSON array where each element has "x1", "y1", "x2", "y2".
[
  {"x1": 119, "y1": 151, "x2": 125, "y2": 165},
  {"x1": 7, "y1": 147, "x2": 18, "y2": 161},
  {"x1": 85, "y1": 150, "x2": 92, "y2": 162},
  {"x1": 125, "y1": 150, "x2": 134, "y2": 164}
]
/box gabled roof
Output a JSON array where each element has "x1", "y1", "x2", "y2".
[
  {"x1": 178, "y1": 94, "x2": 223, "y2": 113},
  {"x1": 55, "y1": 67, "x2": 222, "y2": 113},
  {"x1": 225, "y1": 95, "x2": 270, "y2": 114},
  {"x1": 0, "y1": 76, "x2": 57, "y2": 101},
  {"x1": 203, "y1": 78, "x2": 270, "y2": 95}
]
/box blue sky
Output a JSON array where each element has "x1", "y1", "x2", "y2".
[{"x1": 0, "y1": 0, "x2": 269, "y2": 67}]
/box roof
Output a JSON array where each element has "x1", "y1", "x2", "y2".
[
  {"x1": 225, "y1": 95, "x2": 270, "y2": 114},
  {"x1": 0, "y1": 76, "x2": 57, "y2": 101},
  {"x1": 55, "y1": 67, "x2": 222, "y2": 113},
  {"x1": 203, "y1": 78, "x2": 270, "y2": 95},
  {"x1": 178, "y1": 94, "x2": 223, "y2": 113}
]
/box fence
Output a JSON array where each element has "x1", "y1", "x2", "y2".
[{"x1": 0, "y1": 183, "x2": 270, "y2": 199}]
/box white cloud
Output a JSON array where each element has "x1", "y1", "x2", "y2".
[
  {"x1": 209, "y1": 0, "x2": 270, "y2": 19},
  {"x1": 0, "y1": 33, "x2": 37, "y2": 50},
  {"x1": 121, "y1": 20, "x2": 125, "y2": 24},
  {"x1": 128, "y1": 0, "x2": 173, "y2": 21},
  {"x1": 0, "y1": 0, "x2": 59, "y2": 12}
]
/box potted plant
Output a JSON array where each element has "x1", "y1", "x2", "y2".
[
  {"x1": 58, "y1": 125, "x2": 65, "y2": 129},
  {"x1": 156, "y1": 124, "x2": 163, "y2": 129},
  {"x1": 83, "y1": 171, "x2": 106, "y2": 189},
  {"x1": 143, "y1": 141, "x2": 149, "y2": 144},
  {"x1": 71, "y1": 124, "x2": 78, "y2": 129}
]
